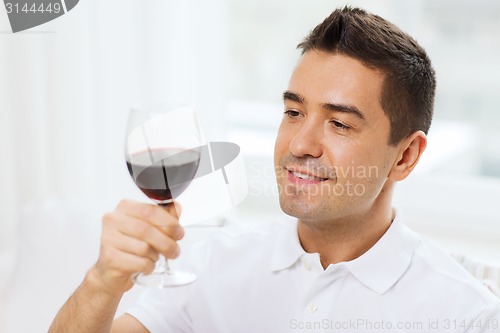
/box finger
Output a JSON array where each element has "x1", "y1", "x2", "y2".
[
  {"x1": 163, "y1": 201, "x2": 182, "y2": 219},
  {"x1": 107, "y1": 213, "x2": 180, "y2": 258},
  {"x1": 99, "y1": 246, "x2": 156, "y2": 275},
  {"x1": 159, "y1": 202, "x2": 184, "y2": 240},
  {"x1": 116, "y1": 199, "x2": 183, "y2": 238},
  {"x1": 104, "y1": 229, "x2": 159, "y2": 263}
]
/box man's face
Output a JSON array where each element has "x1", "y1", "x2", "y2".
[{"x1": 274, "y1": 51, "x2": 400, "y2": 223}]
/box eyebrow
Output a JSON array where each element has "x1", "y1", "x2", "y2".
[{"x1": 283, "y1": 90, "x2": 366, "y2": 121}]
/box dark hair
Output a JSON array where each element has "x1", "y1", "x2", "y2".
[{"x1": 298, "y1": 6, "x2": 436, "y2": 145}]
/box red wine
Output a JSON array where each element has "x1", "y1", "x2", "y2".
[{"x1": 126, "y1": 148, "x2": 200, "y2": 202}]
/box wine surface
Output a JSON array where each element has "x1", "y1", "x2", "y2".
[{"x1": 127, "y1": 148, "x2": 200, "y2": 202}]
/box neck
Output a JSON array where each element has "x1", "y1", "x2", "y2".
[{"x1": 297, "y1": 185, "x2": 395, "y2": 269}]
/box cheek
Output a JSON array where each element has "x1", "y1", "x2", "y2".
[
  {"x1": 274, "y1": 124, "x2": 290, "y2": 163},
  {"x1": 354, "y1": 155, "x2": 393, "y2": 193},
  {"x1": 323, "y1": 141, "x2": 356, "y2": 173},
  {"x1": 324, "y1": 141, "x2": 389, "y2": 185}
]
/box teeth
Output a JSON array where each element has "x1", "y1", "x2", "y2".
[{"x1": 292, "y1": 171, "x2": 326, "y2": 181}]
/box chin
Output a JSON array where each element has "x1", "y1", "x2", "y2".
[
  {"x1": 279, "y1": 196, "x2": 318, "y2": 220},
  {"x1": 278, "y1": 192, "x2": 355, "y2": 223},
  {"x1": 278, "y1": 195, "x2": 299, "y2": 216}
]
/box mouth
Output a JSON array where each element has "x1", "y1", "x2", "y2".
[{"x1": 285, "y1": 167, "x2": 330, "y2": 184}]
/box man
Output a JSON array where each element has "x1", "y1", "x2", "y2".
[{"x1": 49, "y1": 7, "x2": 500, "y2": 333}]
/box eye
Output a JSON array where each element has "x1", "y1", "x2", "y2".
[
  {"x1": 284, "y1": 109, "x2": 301, "y2": 118},
  {"x1": 330, "y1": 120, "x2": 349, "y2": 131}
]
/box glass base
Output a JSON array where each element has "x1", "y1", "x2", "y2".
[{"x1": 133, "y1": 270, "x2": 197, "y2": 288}]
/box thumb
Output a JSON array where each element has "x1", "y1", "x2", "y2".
[{"x1": 167, "y1": 201, "x2": 182, "y2": 220}]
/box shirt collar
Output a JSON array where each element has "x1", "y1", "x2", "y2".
[
  {"x1": 269, "y1": 213, "x2": 421, "y2": 295},
  {"x1": 270, "y1": 218, "x2": 304, "y2": 272},
  {"x1": 342, "y1": 214, "x2": 421, "y2": 294}
]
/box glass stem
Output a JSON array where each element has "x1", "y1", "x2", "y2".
[
  {"x1": 156, "y1": 254, "x2": 172, "y2": 275},
  {"x1": 156, "y1": 202, "x2": 175, "y2": 276}
]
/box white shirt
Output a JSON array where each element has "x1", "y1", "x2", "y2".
[{"x1": 126, "y1": 215, "x2": 500, "y2": 333}]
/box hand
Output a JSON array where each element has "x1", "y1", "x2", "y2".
[{"x1": 88, "y1": 199, "x2": 184, "y2": 295}]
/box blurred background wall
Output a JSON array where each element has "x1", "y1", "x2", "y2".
[{"x1": 1, "y1": 0, "x2": 500, "y2": 330}]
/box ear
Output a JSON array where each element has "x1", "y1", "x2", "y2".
[{"x1": 388, "y1": 131, "x2": 427, "y2": 181}]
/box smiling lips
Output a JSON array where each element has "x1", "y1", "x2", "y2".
[{"x1": 286, "y1": 167, "x2": 331, "y2": 184}]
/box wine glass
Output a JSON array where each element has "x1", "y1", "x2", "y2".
[{"x1": 125, "y1": 103, "x2": 203, "y2": 287}]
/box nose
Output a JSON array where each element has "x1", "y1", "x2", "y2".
[{"x1": 289, "y1": 117, "x2": 323, "y2": 158}]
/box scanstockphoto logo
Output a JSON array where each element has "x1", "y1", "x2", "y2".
[{"x1": 3, "y1": 0, "x2": 79, "y2": 33}]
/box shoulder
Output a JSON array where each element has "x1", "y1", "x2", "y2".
[{"x1": 409, "y1": 231, "x2": 499, "y2": 312}]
